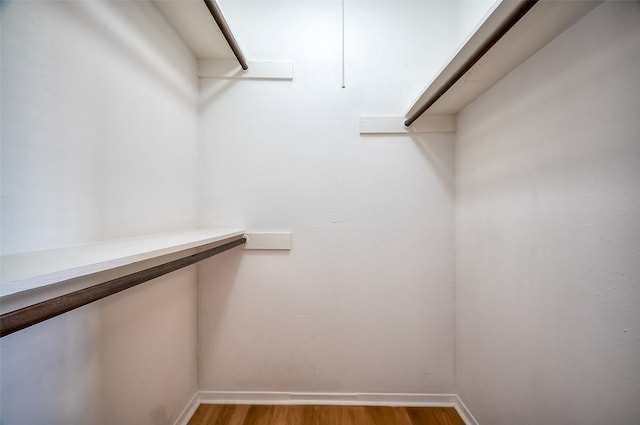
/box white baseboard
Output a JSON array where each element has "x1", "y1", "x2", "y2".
[
  {"x1": 174, "y1": 391, "x2": 478, "y2": 425},
  {"x1": 198, "y1": 391, "x2": 458, "y2": 407},
  {"x1": 173, "y1": 392, "x2": 200, "y2": 425},
  {"x1": 453, "y1": 395, "x2": 480, "y2": 425}
]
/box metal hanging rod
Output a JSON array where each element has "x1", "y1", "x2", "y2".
[
  {"x1": 0, "y1": 236, "x2": 246, "y2": 338},
  {"x1": 404, "y1": 0, "x2": 538, "y2": 127},
  {"x1": 203, "y1": 0, "x2": 249, "y2": 71}
]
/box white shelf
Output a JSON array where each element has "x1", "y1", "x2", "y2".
[
  {"x1": 152, "y1": 0, "x2": 235, "y2": 60},
  {"x1": 406, "y1": 0, "x2": 602, "y2": 117},
  {"x1": 0, "y1": 228, "x2": 245, "y2": 297}
]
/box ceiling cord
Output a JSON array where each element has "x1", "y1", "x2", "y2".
[{"x1": 342, "y1": 0, "x2": 345, "y2": 88}]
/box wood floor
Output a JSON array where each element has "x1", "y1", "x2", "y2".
[{"x1": 187, "y1": 404, "x2": 466, "y2": 425}]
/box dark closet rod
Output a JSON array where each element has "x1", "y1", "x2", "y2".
[
  {"x1": 203, "y1": 0, "x2": 249, "y2": 71},
  {"x1": 404, "y1": 0, "x2": 538, "y2": 127},
  {"x1": 0, "y1": 236, "x2": 246, "y2": 338}
]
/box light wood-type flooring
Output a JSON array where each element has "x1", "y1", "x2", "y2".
[{"x1": 187, "y1": 404, "x2": 466, "y2": 425}]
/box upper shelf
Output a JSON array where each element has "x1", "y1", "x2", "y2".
[
  {"x1": 152, "y1": 0, "x2": 236, "y2": 59},
  {"x1": 153, "y1": 0, "x2": 294, "y2": 79},
  {"x1": 406, "y1": 0, "x2": 602, "y2": 118},
  {"x1": 0, "y1": 228, "x2": 245, "y2": 297}
]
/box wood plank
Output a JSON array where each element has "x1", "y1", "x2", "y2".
[
  {"x1": 366, "y1": 406, "x2": 401, "y2": 425},
  {"x1": 245, "y1": 405, "x2": 276, "y2": 425},
  {"x1": 336, "y1": 406, "x2": 361, "y2": 425},
  {"x1": 271, "y1": 405, "x2": 289, "y2": 425},
  {"x1": 186, "y1": 405, "x2": 210, "y2": 425},
  {"x1": 186, "y1": 405, "x2": 466, "y2": 425},
  {"x1": 281, "y1": 405, "x2": 305, "y2": 425},
  {"x1": 406, "y1": 407, "x2": 466, "y2": 425},
  {"x1": 216, "y1": 405, "x2": 242, "y2": 425},
  {"x1": 392, "y1": 407, "x2": 416, "y2": 425},
  {"x1": 228, "y1": 405, "x2": 250, "y2": 425}
]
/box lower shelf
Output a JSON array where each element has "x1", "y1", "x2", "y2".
[
  {"x1": 1, "y1": 228, "x2": 245, "y2": 297},
  {"x1": 0, "y1": 232, "x2": 247, "y2": 338}
]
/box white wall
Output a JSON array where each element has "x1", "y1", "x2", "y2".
[
  {"x1": 0, "y1": 268, "x2": 199, "y2": 425},
  {"x1": 7, "y1": 1, "x2": 636, "y2": 423},
  {"x1": 1, "y1": 2, "x2": 200, "y2": 424},
  {"x1": 197, "y1": 1, "x2": 459, "y2": 394},
  {"x1": 1, "y1": 0, "x2": 198, "y2": 254},
  {"x1": 455, "y1": 2, "x2": 640, "y2": 424}
]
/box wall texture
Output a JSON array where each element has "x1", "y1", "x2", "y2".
[
  {"x1": 1, "y1": 0, "x2": 199, "y2": 253},
  {"x1": 1, "y1": 2, "x2": 200, "y2": 424},
  {"x1": 197, "y1": 1, "x2": 460, "y2": 394},
  {"x1": 455, "y1": 2, "x2": 640, "y2": 424}
]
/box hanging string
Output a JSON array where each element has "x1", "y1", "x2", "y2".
[{"x1": 341, "y1": 0, "x2": 345, "y2": 88}]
